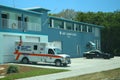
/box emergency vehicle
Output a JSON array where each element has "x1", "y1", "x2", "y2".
[{"x1": 14, "y1": 41, "x2": 71, "y2": 66}]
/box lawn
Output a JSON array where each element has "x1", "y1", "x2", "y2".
[
  {"x1": 60, "y1": 68, "x2": 120, "y2": 80},
  {"x1": 0, "y1": 64, "x2": 69, "y2": 80}
]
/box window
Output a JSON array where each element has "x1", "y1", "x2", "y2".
[
  {"x1": 49, "y1": 18, "x2": 52, "y2": 28},
  {"x1": 18, "y1": 16, "x2": 22, "y2": 29},
  {"x1": 76, "y1": 24, "x2": 82, "y2": 32},
  {"x1": 95, "y1": 28, "x2": 100, "y2": 37},
  {"x1": 66, "y1": 22, "x2": 74, "y2": 31},
  {"x1": 24, "y1": 17, "x2": 28, "y2": 30},
  {"x1": 48, "y1": 49, "x2": 54, "y2": 54},
  {"x1": 54, "y1": 19, "x2": 64, "y2": 29},
  {"x1": 34, "y1": 45, "x2": 38, "y2": 50},
  {"x1": 25, "y1": 16, "x2": 41, "y2": 31},
  {"x1": 82, "y1": 25, "x2": 87, "y2": 32},
  {"x1": 88, "y1": 26, "x2": 92, "y2": 32},
  {"x1": 1, "y1": 13, "x2": 8, "y2": 28}
]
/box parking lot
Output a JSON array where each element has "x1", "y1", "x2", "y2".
[{"x1": 17, "y1": 57, "x2": 120, "y2": 80}]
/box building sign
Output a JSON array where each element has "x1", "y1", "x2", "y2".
[{"x1": 59, "y1": 31, "x2": 77, "y2": 38}]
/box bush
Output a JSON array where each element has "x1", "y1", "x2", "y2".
[{"x1": 7, "y1": 65, "x2": 19, "y2": 74}]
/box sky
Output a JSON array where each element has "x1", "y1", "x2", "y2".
[{"x1": 0, "y1": 0, "x2": 120, "y2": 13}]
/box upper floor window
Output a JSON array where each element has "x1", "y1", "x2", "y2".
[
  {"x1": 1, "y1": 11, "x2": 22, "y2": 29},
  {"x1": 49, "y1": 18, "x2": 52, "y2": 28},
  {"x1": 1, "y1": 13, "x2": 9, "y2": 28},
  {"x1": 95, "y1": 28, "x2": 100, "y2": 37},
  {"x1": 25, "y1": 15, "x2": 41, "y2": 31},
  {"x1": 88, "y1": 26, "x2": 92, "y2": 32},
  {"x1": 82, "y1": 25, "x2": 87, "y2": 32},
  {"x1": 66, "y1": 22, "x2": 74, "y2": 31},
  {"x1": 76, "y1": 24, "x2": 82, "y2": 32},
  {"x1": 54, "y1": 19, "x2": 64, "y2": 29},
  {"x1": 49, "y1": 18, "x2": 93, "y2": 33}
]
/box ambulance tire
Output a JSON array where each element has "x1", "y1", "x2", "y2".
[
  {"x1": 55, "y1": 60, "x2": 61, "y2": 67},
  {"x1": 22, "y1": 57, "x2": 29, "y2": 64}
]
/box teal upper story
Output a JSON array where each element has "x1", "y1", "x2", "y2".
[{"x1": 0, "y1": 5, "x2": 103, "y2": 34}]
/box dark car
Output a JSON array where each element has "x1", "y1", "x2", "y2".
[{"x1": 83, "y1": 50, "x2": 114, "y2": 59}]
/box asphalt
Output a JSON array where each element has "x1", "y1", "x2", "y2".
[{"x1": 15, "y1": 57, "x2": 120, "y2": 80}]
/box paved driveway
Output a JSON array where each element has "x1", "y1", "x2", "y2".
[{"x1": 17, "y1": 57, "x2": 120, "y2": 80}]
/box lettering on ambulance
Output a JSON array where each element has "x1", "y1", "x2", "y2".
[{"x1": 21, "y1": 46, "x2": 32, "y2": 51}]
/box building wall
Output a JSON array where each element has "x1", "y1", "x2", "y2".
[
  {"x1": 44, "y1": 27, "x2": 96, "y2": 57},
  {"x1": 43, "y1": 17, "x2": 102, "y2": 58},
  {"x1": 0, "y1": 5, "x2": 102, "y2": 63}
]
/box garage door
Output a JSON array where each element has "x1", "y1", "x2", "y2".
[
  {"x1": 25, "y1": 36, "x2": 40, "y2": 42},
  {"x1": 53, "y1": 41, "x2": 62, "y2": 49},
  {"x1": 47, "y1": 41, "x2": 62, "y2": 50},
  {"x1": 3, "y1": 35, "x2": 20, "y2": 63}
]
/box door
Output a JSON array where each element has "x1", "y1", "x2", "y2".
[
  {"x1": 77, "y1": 45, "x2": 80, "y2": 55},
  {"x1": 3, "y1": 35, "x2": 20, "y2": 63},
  {"x1": 46, "y1": 49, "x2": 55, "y2": 63}
]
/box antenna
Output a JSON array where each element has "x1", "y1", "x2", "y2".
[{"x1": 50, "y1": 8, "x2": 57, "y2": 13}]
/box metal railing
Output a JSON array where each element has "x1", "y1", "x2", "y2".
[{"x1": 1, "y1": 18, "x2": 41, "y2": 31}]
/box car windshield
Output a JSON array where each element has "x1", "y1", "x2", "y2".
[{"x1": 54, "y1": 48, "x2": 63, "y2": 54}]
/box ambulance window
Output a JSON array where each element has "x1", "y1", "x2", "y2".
[
  {"x1": 34, "y1": 45, "x2": 37, "y2": 50},
  {"x1": 48, "y1": 49, "x2": 54, "y2": 54}
]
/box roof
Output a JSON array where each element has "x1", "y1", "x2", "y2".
[
  {"x1": 0, "y1": 5, "x2": 42, "y2": 15},
  {"x1": 24, "y1": 7, "x2": 50, "y2": 13}
]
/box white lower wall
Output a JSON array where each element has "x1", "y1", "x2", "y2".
[
  {"x1": 0, "y1": 34, "x2": 3, "y2": 64},
  {"x1": 0, "y1": 32, "x2": 48, "y2": 63}
]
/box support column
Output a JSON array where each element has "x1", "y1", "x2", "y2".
[{"x1": 0, "y1": 34, "x2": 3, "y2": 64}]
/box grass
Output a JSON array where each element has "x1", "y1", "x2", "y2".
[
  {"x1": 60, "y1": 68, "x2": 120, "y2": 80},
  {"x1": 0, "y1": 64, "x2": 69, "y2": 80}
]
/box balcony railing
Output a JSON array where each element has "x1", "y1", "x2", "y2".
[{"x1": 1, "y1": 18, "x2": 41, "y2": 31}]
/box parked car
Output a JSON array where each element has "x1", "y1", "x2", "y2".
[{"x1": 83, "y1": 50, "x2": 114, "y2": 59}]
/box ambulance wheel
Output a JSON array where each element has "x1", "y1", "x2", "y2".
[
  {"x1": 22, "y1": 57, "x2": 29, "y2": 64},
  {"x1": 55, "y1": 60, "x2": 61, "y2": 67}
]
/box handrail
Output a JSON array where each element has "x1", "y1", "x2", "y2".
[{"x1": 1, "y1": 18, "x2": 41, "y2": 31}]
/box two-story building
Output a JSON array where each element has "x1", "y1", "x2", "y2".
[{"x1": 0, "y1": 5, "x2": 102, "y2": 64}]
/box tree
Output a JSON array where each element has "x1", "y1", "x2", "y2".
[{"x1": 49, "y1": 9, "x2": 77, "y2": 20}]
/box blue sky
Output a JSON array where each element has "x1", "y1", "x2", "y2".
[{"x1": 0, "y1": 0, "x2": 120, "y2": 13}]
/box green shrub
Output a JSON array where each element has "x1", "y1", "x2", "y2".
[{"x1": 7, "y1": 65, "x2": 19, "y2": 74}]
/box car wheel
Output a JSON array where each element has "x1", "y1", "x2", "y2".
[
  {"x1": 22, "y1": 57, "x2": 29, "y2": 64},
  {"x1": 55, "y1": 60, "x2": 61, "y2": 67},
  {"x1": 86, "y1": 55, "x2": 90, "y2": 59}
]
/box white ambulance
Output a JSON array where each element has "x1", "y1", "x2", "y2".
[{"x1": 14, "y1": 41, "x2": 71, "y2": 66}]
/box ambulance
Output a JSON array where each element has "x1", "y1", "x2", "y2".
[{"x1": 14, "y1": 41, "x2": 71, "y2": 66}]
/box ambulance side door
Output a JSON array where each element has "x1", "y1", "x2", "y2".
[{"x1": 46, "y1": 49, "x2": 55, "y2": 63}]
